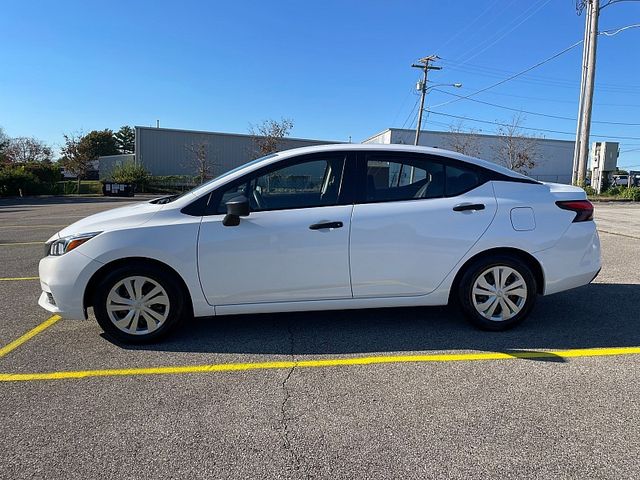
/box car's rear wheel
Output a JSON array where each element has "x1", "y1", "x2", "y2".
[
  {"x1": 458, "y1": 255, "x2": 537, "y2": 331},
  {"x1": 93, "y1": 264, "x2": 185, "y2": 343}
]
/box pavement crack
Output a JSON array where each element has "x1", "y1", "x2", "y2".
[{"x1": 279, "y1": 320, "x2": 306, "y2": 478}]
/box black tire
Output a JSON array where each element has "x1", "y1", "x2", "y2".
[
  {"x1": 93, "y1": 263, "x2": 186, "y2": 343},
  {"x1": 457, "y1": 254, "x2": 537, "y2": 331}
]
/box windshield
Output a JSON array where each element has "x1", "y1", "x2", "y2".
[{"x1": 149, "y1": 153, "x2": 279, "y2": 204}]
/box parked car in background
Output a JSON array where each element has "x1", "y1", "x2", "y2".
[
  {"x1": 612, "y1": 174, "x2": 630, "y2": 186},
  {"x1": 38, "y1": 144, "x2": 601, "y2": 343}
]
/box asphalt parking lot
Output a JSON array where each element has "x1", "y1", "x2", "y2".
[{"x1": 1, "y1": 197, "x2": 639, "y2": 479}]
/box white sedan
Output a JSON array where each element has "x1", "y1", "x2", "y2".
[{"x1": 38, "y1": 144, "x2": 601, "y2": 343}]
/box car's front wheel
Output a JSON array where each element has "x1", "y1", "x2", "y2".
[
  {"x1": 458, "y1": 255, "x2": 537, "y2": 331},
  {"x1": 93, "y1": 263, "x2": 185, "y2": 343}
]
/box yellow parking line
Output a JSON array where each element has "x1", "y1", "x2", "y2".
[
  {"x1": 0, "y1": 277, "x2": 39, "y2": 281},
  {"x1": 0, "y1": 241, "x2": 45, "y2": 246},
  {"x1": 2, "y1": 346, "x2": 640, "y2": 382},
  {"x1": 0, "y1": 315, "x2": 61, "y2": 359}
]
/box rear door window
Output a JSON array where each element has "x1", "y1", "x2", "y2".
[
  {"x1": 365, "y1": 155, "x2": 445, "y2": 202},
  {"x1": 445, "y1": 164, "x2": 482, "y2": 196}
]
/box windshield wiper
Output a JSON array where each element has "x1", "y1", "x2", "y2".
[{"x1": 150, "y1": 194, "x2": 180, "y2": 205}]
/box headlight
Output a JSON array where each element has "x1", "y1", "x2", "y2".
[{"x1": 46, "y1": 232, "x2": 102, "y2": 256}]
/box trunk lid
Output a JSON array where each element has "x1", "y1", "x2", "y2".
[{"x1": 542, "y1": 182, "x2": 587, "y2": 201}]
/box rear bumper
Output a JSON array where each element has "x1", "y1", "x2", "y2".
[{"x1": 534, "y1": 222, "x2": 601, "y2": 296}]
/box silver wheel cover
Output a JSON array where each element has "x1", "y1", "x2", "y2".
[
  {"x1": 471, "y1": 266, "x2": 527, "y2": 322},
  {"x1": 106, "y1": 276, "x2": 170, "y2": 335}
]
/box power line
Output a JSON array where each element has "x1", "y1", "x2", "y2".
[
  {"x1": 432, "y1": 88, "x2": 640, "y2": 126},
  {"x1": 455, "y1": 0, "x2": 554, "y2": 66},
  {"x1": 435, "y1": 0, "x2": 502, "y2": 53},
  {"x1": 401, "y1": 98, "x2": 420, "y2": 130},
  {"x1": 430, "y1": 39, "x2": 585, "y2": 109},
  {"x1": 427, "y1": 110, "x2": 640, "y2": 141},
  {"x1": 391, "y1": 86, "x2": 419, "y2": 127},
  {"x1": 467, "y1": 89, "x2": 640, "y2": 107},
  {"x1": 439, "y1": 59, "x2": 640, "y2": 91}
]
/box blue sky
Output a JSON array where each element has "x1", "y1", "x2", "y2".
[{"x1": 1, "y1": 0, "x2": 639, "y2": 168}]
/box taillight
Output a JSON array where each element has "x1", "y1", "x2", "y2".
[{"x1": 555, "y1": 200, "x2": 594, "y2": 222}]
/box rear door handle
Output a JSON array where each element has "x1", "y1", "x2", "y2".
[
  {"x1": 309, "y1": 221, "x2": 343, "y2": 230},
  {"x1": 453, "y1": 203, "x2": 485, "y2": 212}
]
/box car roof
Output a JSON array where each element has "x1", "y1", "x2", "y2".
[
  {"x1": 176, "y1": 143, "x2": 533, "y2": 205},
  {"x1": 272, "y1": 143, "x2": 532, "y2": 181}
]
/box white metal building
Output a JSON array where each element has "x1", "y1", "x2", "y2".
[
  {"x1": 99, "y1": 125, "x2": 577, "y2": 184},
  {"x1": 134, "y1": 126, "x2": 337, "y2": 177},
  {"x1": 363, "y1": 128, "x2": 575, "y2": 184}
]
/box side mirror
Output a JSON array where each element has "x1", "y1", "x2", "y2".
[{"x1": 223, "y1": 195, "x2": 250, "y2": 226}]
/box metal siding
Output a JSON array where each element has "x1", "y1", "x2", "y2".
[
  {"x1": 367, "y1": 128, "x2": 574, "y2": 184},
  {"x1": 98, "y1": 154, "x2": 135, "y2": 179},
  {"x1": 135, "y1": 127, "x2": 337, "y2": 177}
]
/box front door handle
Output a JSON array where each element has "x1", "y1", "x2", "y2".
[
  {"x1": 453, "y1": 203, "x2": 485, "y2": 212},
  {"x1": 309, "y1": 221, "x2": 343, "y2": 230}
]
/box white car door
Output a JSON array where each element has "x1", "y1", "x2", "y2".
[
  {"x1": 198, "y1": 153, "x2": 353, "y2": 306},
  {"x1": 350, "y1": 152, "x2": 497, "y2": 298}
]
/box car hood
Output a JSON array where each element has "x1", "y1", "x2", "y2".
[{"x1": 50, "y1": 201, "x2": 164, "y2": 241}]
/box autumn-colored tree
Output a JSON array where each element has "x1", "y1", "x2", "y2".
[
  {"x1": 4, "y1": 136, "x2": 53, "y2": 163},
  {"x1": 60, "y1": 132, "x2": 91, "y2": 191},
  {"x1": 248, "y1": 118, "x2": 294, "y2": 158}
]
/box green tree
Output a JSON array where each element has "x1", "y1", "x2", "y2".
[
  {"x1": 80, "y1": 129, "x2": 119, "y2": 159},
  {"x1": 0, "y1": 127, "x2": 10, "y2": 164},
  {"x1": 114, "y1": 126, "x2": 135, "y2": 153}
]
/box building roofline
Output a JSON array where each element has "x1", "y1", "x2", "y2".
[
  {"x1": 361, "y1": 128, "x2": 392, "y2": 144},
  {"x1": 134, "y1": 125, "x2": 344, "y2": 144},
  {"x1": 386, "y1": 127, "x2": 575, "y2": 145}
]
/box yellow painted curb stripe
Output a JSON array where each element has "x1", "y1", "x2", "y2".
[
  {"x1": 0, "y1": 315, "x2": 61, "y2": 359},
  {"x1": 2, "y1": 346, "x2": 640, "y2": 382},
  {"x1": 0, "y1": 241, "x2": 45, "y2": 246},
  {"x1": 0, "y1": 277, "x2": 39, "y2": 281}
]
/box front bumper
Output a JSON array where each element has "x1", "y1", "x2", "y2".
[{"x1": 38, "y1": 250, "x2": 104, "y2": 320}]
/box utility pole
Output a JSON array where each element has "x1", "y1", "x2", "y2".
[
  {"x1": 576, "y1": 0, "x2": 600, "y2": 186},
  {"x1": 412, "y1": 55, "x2": 441, "y2": 146},
  {"x1": 572, "y1": 5, "x2": 592, "y2": 185}
]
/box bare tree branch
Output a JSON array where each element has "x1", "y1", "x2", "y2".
[
  {"x1": 493, "y1": 114, "x2": 541, "y2": 175},
  {"x1": 248, "y1": 118, "x2": 294, "y2": 158},
  {"x1": 446, "y1": 121, "x2": 482, "y2": 158},
  {"x1": 4, "y1": 136, "x2": 53, "y2": 163},
  {"x1": 184, "y1": 139, "x2": 219, "y2": 184}
]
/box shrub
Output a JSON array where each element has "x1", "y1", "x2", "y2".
[
  {"x1": 0, "y1": 166, "x2": 40, "y2": 196},
  {"x1": 146, "y1": 175, "x2": 198, "y2": 194},
  {"x1": 56, "y1": 180, "x2": 103, "y2": 195},
  {"x1": 22, "y1": 162, "x2": 62, "y2": 184},
  {"x1": 619, "y1": 187, "x2": 640, "y2": 202},
  {"x1": 605, "y1": 186, "x2": 622, "y2": 196},
  {"x1": 584, "y1": 186, "x2": 596, "y2": 196},
  {"x1": 111, "y1": 163, "x2": 150, "y2": 191}
]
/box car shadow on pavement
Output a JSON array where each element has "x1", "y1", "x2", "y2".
[{"x1": 115, "y1": 283, "x2": 640, "y2": 357}]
